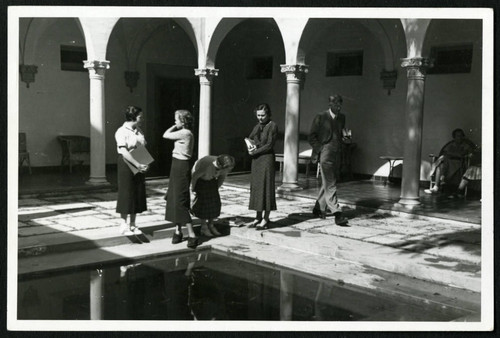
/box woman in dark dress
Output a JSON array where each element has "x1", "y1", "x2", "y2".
[
  {"x1": 247, "y1": 103, "x2": 278, "y2": 230},
  {"x1": 191, "y1": 154, "x2": 235, "y2": 237},
  {"x1": 163, "y1": 110, "x2": 198, "y2": 248},
  {"x1": 115, "y1": 106, "x2": 150, "y2": 236}
]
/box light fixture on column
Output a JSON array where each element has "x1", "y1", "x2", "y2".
[
  {"x1": 380, "y1": 69, "x2": 398, "y2": 95},
  {"x1": 19, "y1": 64, "x2": 38, "y2": 88},
  {"x1": 124, "y1": 71, "x2": 139, "y2": 92}
]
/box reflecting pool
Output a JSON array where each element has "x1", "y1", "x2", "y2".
[{"x1": 18, "y1": 250, "x2": 476, "y2": 321}]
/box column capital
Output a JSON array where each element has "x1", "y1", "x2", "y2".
[
  {"x1": 195, "y1": 68, "x2": 219, "y2": 84},
  {"x1": 400, "y1": 57, "x2": 433, "y2": 79},
  {"x1": 84, "y1": 60, "x2": 110, "y2": 80},
  {"x1": 84, "y1": 60, "x2": 110, "y2": 70},
  {"x1": 280, "y1": 64, "x2": 308, "y2": 82}
]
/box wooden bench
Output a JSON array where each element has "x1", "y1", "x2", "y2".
[{"x1": 57, "y1": 135, "x2": 90, "y2": 173}]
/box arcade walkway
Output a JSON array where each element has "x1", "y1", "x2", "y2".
[{"x1": 18, "y1": 168, "x2": 481, "y2": 224}]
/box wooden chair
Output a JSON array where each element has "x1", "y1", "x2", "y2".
[
  {"x1": 19, "y1": 132, "x2": 32, "y2": 174},
  {"x1": 57, "y1": 135, "x2": 90, "y2": 173}
]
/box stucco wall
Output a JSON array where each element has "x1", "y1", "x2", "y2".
[
  {"x1": 212, "y1": 19, "x2": 287, "y2": 160},
  {"x1": 421, "y1": 19, "x2": 482, "y2": 179},
  {"x1": 19, "y1": 18, "x2": 89, "y2": 167}
]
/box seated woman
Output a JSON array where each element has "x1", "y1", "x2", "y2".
[
  {"x1": 448, "y1": 146, "x2": 481, "y2": 198},
  {"x1": 425, "y1": 128, "x2": 477, "y2": 194}
]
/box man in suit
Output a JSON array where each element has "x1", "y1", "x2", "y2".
[{"x1": 308, "y1": 94, "x2": 349, "y2": 225}]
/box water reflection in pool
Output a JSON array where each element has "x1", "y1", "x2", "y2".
[{"x1": 18, "y1": 251, "x2": 475, "y2": 321}]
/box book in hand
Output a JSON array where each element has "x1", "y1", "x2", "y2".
[
  {"x1": 123, "y1": 145, "x2": 154, "y2": 175},
  {"x1": 244, "y1": 138, "x2": 256, "y2": 151}
]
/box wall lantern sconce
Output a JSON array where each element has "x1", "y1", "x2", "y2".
[
  {"x1": 124, "y1": 71, "x2": 140, "y2": 93},
  {"x1": 380, "y1": 69, "x2": 397, "y2": 95},
  {"x1": 19, "y1": 64, "x2": 38, "y2": 88}
]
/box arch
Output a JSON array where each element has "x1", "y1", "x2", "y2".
[
  {"x1": 358, "y1": 19, "x2": 399, "y2": 70},
  {"x1": 400, "y1": 19, "x2": 431, "y2": 58},
  {"x1": 206, "y1": 18, "x2": 245, "y2": 68},
  {"x1": 109, "y1": 18, "x2": 198, "y2": 70},
  {"x1": 207, "y1": 18, "x2": 286, "y2": 69},
  {"x1": 298, "y1": 18, "x2": 401, "y2": 71},
  {"x1": 21, "y1": 18, "x2": 84, "y2": 65},
  {"x1": 79, "y1": 17, "x2": 119, "y2": 61}
]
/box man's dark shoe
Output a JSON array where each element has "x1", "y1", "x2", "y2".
[
  {"x1": 312, "y1": 208, "x2": 326, "y2": 219},
  {"x1": 334, "y1": 214, "x2": 349, "y2": 226}
]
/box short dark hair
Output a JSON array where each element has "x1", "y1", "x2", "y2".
[
  {"x1": 452, "y1": 128, "x2": 465, "y2": 138},
  {"x1": 253, "y1": 103, "x2": 271, "y2": 117},
  {"x1": 216, "y1": 154, "x2": 235, "y2": 169},
  {"x1": 124, "y1": 105, "x2": 142, "y2": 121},
  {"x1": 329, "y1": 94, "x2": 343, "y2": 104},
  {"x1": 175, "y1": 110, "x2": 194, "y2": 130}
]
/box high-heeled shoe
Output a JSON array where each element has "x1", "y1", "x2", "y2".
[
  {"x1": 256, "y1": 219, "x2": 269, "y2": 230},
  {"x1": 248, "y1": 219, "x2": 261, "y2": 228},
  {"x1": 200, "y1": 226, "x2": 214, "y2": 237},
  {"x1": 120, "y1": 223, "x2": 135, "y2": 236},
  {"x1": 209, "y1": 225, "x2": 221, "y2": 236},
  {"x1": 129, "y1": 223, "x2": 143, "y2": 235}
]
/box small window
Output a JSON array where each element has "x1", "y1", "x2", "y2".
[
  {"x1": 246, "y1": 56, "x2": 273, "y2": 79},
  {"x1": 428, "y1": 44, "x2": 473, "y2": 74},
  {"x1": 60, "y1": 45, "x2": 87, "y2": 72},
  {"x1": 326, "y1": 50, "x2": 363, "y2": 77}
]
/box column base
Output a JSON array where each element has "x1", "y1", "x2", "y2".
[
  {"x1": 277, "y1": 182, "x2": 303, "y2": 192},
  {"x1": 397, "y1": 197, "x2": 421, "y2": 207},
  {"x1": 86, "y1": 177, "x2": 110, "y2": 186}
]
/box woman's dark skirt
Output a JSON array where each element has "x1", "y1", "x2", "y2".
[
  {"x1": 192, "y1": 178, "x2": 221, "y2": 219},
  {"x1": 116, "y1": 154, "x2": 147, "y2": 214},
  {"x1": 165, "y1": 158, "x2": 192, "y2": 224},
  {"x1": 249, "y1": 152, "x2": 277, "y2": 212}
]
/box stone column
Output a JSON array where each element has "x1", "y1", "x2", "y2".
[
  {"x1": 84, "y1": 60, "x2": 110, "y2": 186},
  {"x1": 195, "y1": 68, "x2": 219, "y2": 158},
  {"x1": 278, "y1": 64, "x2": 308, "y2": 192},
  {"x1": 398, "y1": 57, "x2": 432, "y2": 206}
]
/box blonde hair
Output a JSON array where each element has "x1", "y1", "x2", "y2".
[{"x1": 175, "y1": 110, "x2": 194, "y2": 130}]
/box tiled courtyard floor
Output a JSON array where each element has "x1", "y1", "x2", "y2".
[{"x1": 17, "y1": 174, "x2": 483, "y2": 295}]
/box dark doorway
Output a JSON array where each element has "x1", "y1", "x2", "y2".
[{"x1": 146, "y1": 67, "x2": 199, "y2": 178}]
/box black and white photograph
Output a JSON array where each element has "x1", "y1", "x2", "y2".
[{"x1": 6, "y1": 3, "x2": 495, "y2": 332}]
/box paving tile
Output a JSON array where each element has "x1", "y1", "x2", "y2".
[
  {"x1": 18, "y1": 199, "x2": 50, "y2": 207},
  {"x1": 18, "y1": 207, "x2": 55, "y2": 215},
  {"x1": 89, "y1": 200, "x2": 117, "y2": 209},
  {"x1": 56, "y1": 216, "x2": 117, "y2": 230},
  {"x1": 29, "y1": 219, "x2": 58, "y2": 226},
  {"x1": 18, "y1": 221, "x2": 31, "y2": 228},
  {"x1": 136, "y1": 214, "x2": 165, "y2": 224},
  {"x1": 93, "y1": 213, "x2": 116, "y2": 220},
  {"x1": 314, "y1": 224, "x2": 390, "y2": 240},
  {"x1": 364, "y1": 233, "x2": 409, "y2": 245},
  {"x1": 19, "y1": 225, "x2": 73, "y2": 237},
  {"x1": 48, "y1": 202, "x2": 93, "y2": 211},
  {"x1": 424, "y1": 244, "x2": 481, "y2": 264}
]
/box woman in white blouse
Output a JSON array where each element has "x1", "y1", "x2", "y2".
[
  {"x1": 163, "y1": 110, "x2": 197, "y2": 248},
  {"x1": 115, "y1": 106, "x2": 149, "y2": 236}
]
